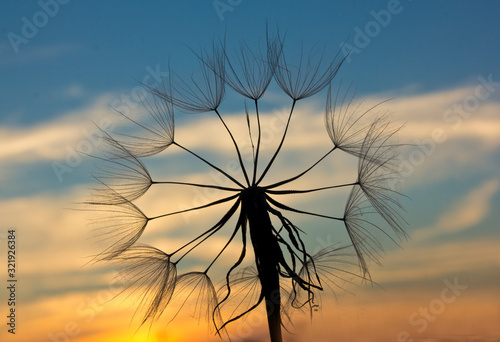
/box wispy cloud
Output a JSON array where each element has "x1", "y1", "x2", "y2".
[
  {"x1": 0, "y1": 85, "x2": 500, "y2": 341},
  {"x1": 374, "y1": 236, "x2": 500, "y2": 284},
  {"x1": 433, "y1": 179, "x2": 499, "y2": 233},
  {"x1": 413, "y1": 179, "x2": 499, "y2": 241},
  {"x1": 369, "y1": 84, "x2": 500, "y2": 147},
  {"x1": 2, "y1": 83, "x2": 499, "y2": 174},
  {"x1": 1, "y1": 84, "x2": 499, "y2": 279},
  {"x1": 0, "y1": 95, "x2": 115, "y2": 166}
]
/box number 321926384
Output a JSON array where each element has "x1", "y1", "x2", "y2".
[{"x1": 7, "y1": 230, "x2": 16, "y2": 279}]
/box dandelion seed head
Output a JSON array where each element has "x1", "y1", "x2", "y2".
[{"x1": 86, "y1": 29, "x2": 407, "y2": 342}]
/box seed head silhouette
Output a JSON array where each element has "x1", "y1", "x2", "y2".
[{"x1": 86, "y1": 30, "x2": 406, "y2": 342}]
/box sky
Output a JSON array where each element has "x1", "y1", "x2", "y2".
[{"x1": 1, "y1": 1, "x2": 500, "y2": 341}]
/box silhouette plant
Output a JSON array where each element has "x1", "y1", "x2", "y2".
[{"x1": 87, "y1": 32, "x2": 406, "y2": 342}]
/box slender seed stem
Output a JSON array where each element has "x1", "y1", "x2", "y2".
[
  {"x1": 214, "y1": 109, "x2": 251, "y2": 186},
  {"x1": 245, "y1": 102, "x2": 256, "y2": 164},
  {"x1": 173, "y1": 142, "x2": 244, "y2": 188},
  {"x1": 266, "y1": 195, "x2": 344, "y2": 221},
  {"x1": 252, "y1": 99, "x2": 261, "y2": 186},
  {"x1": 205, "y1": 211, "x2": 244, "y2": 272},
  {"x1": 151, "y1": 181, "x2": 240, "y2": 192},
  {"x1": 213, "y1": 214, "x2": 248, "y2": 330},
  {"x1": 266, "y1": 182, "x2": 358, "y2": 195},
  {"x1": 173, "y1": 198, "x2": 241, "y2": 264},
  {"x1": 217, "y1": 294, "x2": 264, "y2": 334},
  {"x1": 256, "y1": 99, "x2": 297, "y2": 185},
  {"x1": 149, "y1": 193, "x2": 239, "y2": 220},
  {"x1": 264, "y1": 146, "x2": 337, "y2": 189}
]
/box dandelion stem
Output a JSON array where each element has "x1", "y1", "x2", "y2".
[{"x1": 242, "y1": 188, "x2": 283, "y2": 342}]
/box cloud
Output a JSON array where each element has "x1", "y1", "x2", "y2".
[
  {"x1": 378, "y1": 84, "x2": 500, "y2": 149},
  {"x1": 373, "y1": 236, "x2": 500, "y2": 284},
  {"x1": 1, "y1": 83, "x2": 497, "y2": 271},
  {"x1": 2, "y1": 83, "x2": 500, "y2": 186},
  {"x1": 2, "y1": 82, "x2": 500, "y2": 309},
  {"x1": 0, "y1": 94, "x2": 116, "y2": 166},
  {"x1": 0, "y1": 187, "x2": 91, "y2": 274},
  {"x1": 434, "y1": 179, "x2": 499, "y2": 232},
  {"x1": 413, "y1": 179, "x2": 499, "y2": 241},
  {"x1": 367, "y1": 85, "x2": 500, "y2": 188}
]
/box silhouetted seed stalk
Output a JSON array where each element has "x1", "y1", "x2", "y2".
[{"x1": 87, "y1": 30, "x2": 406, "y2": 342}]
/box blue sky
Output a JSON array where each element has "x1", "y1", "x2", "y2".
[
  {"x1": 1, "y1": 2, "x2": 500, "y2": 341},
  {"x1": 2, "y1": 1, "x2": 500, "y2": 125}
]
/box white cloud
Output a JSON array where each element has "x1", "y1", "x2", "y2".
[
  {"x1": 2, "y1": 83, "x2": 499, "y2": 184},
  {"x1": 435, "y1": 179, "x2": 499, "y2": 232},
  {"x1": 0, "y1": 94, "x2": 116, "y2": 165},
  {"x1": 413, "y1": 179, "x2": 499, "y2": 241},
  {"x1": 381, "y1": 85, "x2": 500, "y2": 147}
]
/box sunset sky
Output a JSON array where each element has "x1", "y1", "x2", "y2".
[{"x1": 1, "y1": 1, "x2": 500, "y2": 342}]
